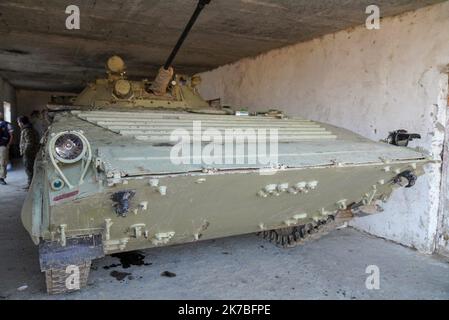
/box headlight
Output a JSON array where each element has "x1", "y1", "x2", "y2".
[
  {"x1": 51, "y1": 132, "x2": 87, "y2": 164},
  {"x1": 50, "y1": 177, "x2": 65, "y2": 191},
  {"x1": 48, "y1": 130, "x2": 92, "y2": 189}
]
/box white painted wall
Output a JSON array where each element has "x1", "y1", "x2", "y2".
[{"x1": 198, "y1": 2, "x2": 449, "y2": 253}]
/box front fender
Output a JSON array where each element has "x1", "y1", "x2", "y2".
[{"x1": 21, "y1": 159, "x2": 47, "y2": 245}]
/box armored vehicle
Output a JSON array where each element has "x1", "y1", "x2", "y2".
[{"x1": 22, "y1": 0, "x2": 431, "y2": 294}]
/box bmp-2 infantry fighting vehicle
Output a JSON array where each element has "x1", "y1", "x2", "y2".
[{"x1": 22, "y1": 0, "x2": 431, "y2": 294}]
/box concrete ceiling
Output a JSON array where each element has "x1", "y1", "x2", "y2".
[{"x1": 0, "y1": 0, "x2": 444, "y2": 92}]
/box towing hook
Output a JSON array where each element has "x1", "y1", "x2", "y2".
[
  {"x1": 387, "y1": 130, "x2": 421, "y2": 147},
  {"x1": 393, "y1": 170, "x2": 417, "y2": 188},
  {"x1": 111, "y1": 190, "x2": 136, "y2": 217}
]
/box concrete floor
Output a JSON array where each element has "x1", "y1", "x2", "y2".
[{"x1": 1, "y1": 164, "x2": 448, "y2": 300}]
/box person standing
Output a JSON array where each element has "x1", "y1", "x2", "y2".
[
  {"x1": 0, "y1": 111, "x2": 14, "y2": 185},
  {"x1": 18, "y1": 116, "x2": 39, "y2": 188}
]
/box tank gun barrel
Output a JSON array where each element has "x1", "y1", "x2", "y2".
[
  {"x1": 163, "y1": 0, "x2": 211, "y2": 70},
  {"x1": 151, "y1": 0, "x2": 211, "y2": 96}
]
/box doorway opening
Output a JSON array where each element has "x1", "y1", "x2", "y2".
[{"x1": 2, "y1": 101, "x2": 12, "y2": 123}]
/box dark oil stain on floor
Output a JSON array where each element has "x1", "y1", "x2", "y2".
[
  {"x1": 111, "y1": 251, "x2": 152, "y2": 269},
  {"x1": 110, "y1": 270, "x2": 132, "y2": 281},
  {"x1": 103, "y1": 263, "x2": 122, "y2": 270}
]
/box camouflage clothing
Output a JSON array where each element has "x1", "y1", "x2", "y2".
[
  {"x1": 0, "y1": 121, "x2": 13, "y2": 147},
  {"x1": 20, "y1": 124, "x2": 40, "y2": 185}
]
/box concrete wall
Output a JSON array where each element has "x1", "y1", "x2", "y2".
[
  {"x1": 16, "y1": 90, "x2": 76, "y2": 138},
  {"x1": 198, "y1": 2, "x2": 449, "y2": 253},
  {"x1": 16, "y1": 90, "x2": 74, "y2": 117}
]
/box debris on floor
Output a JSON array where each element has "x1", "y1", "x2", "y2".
[
  {"x1": 337, "y1": 222, "x2": 349, "y2": 230},
  {"x1": 161, "y1": 271, "x2": 177, "y2": 278}
]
